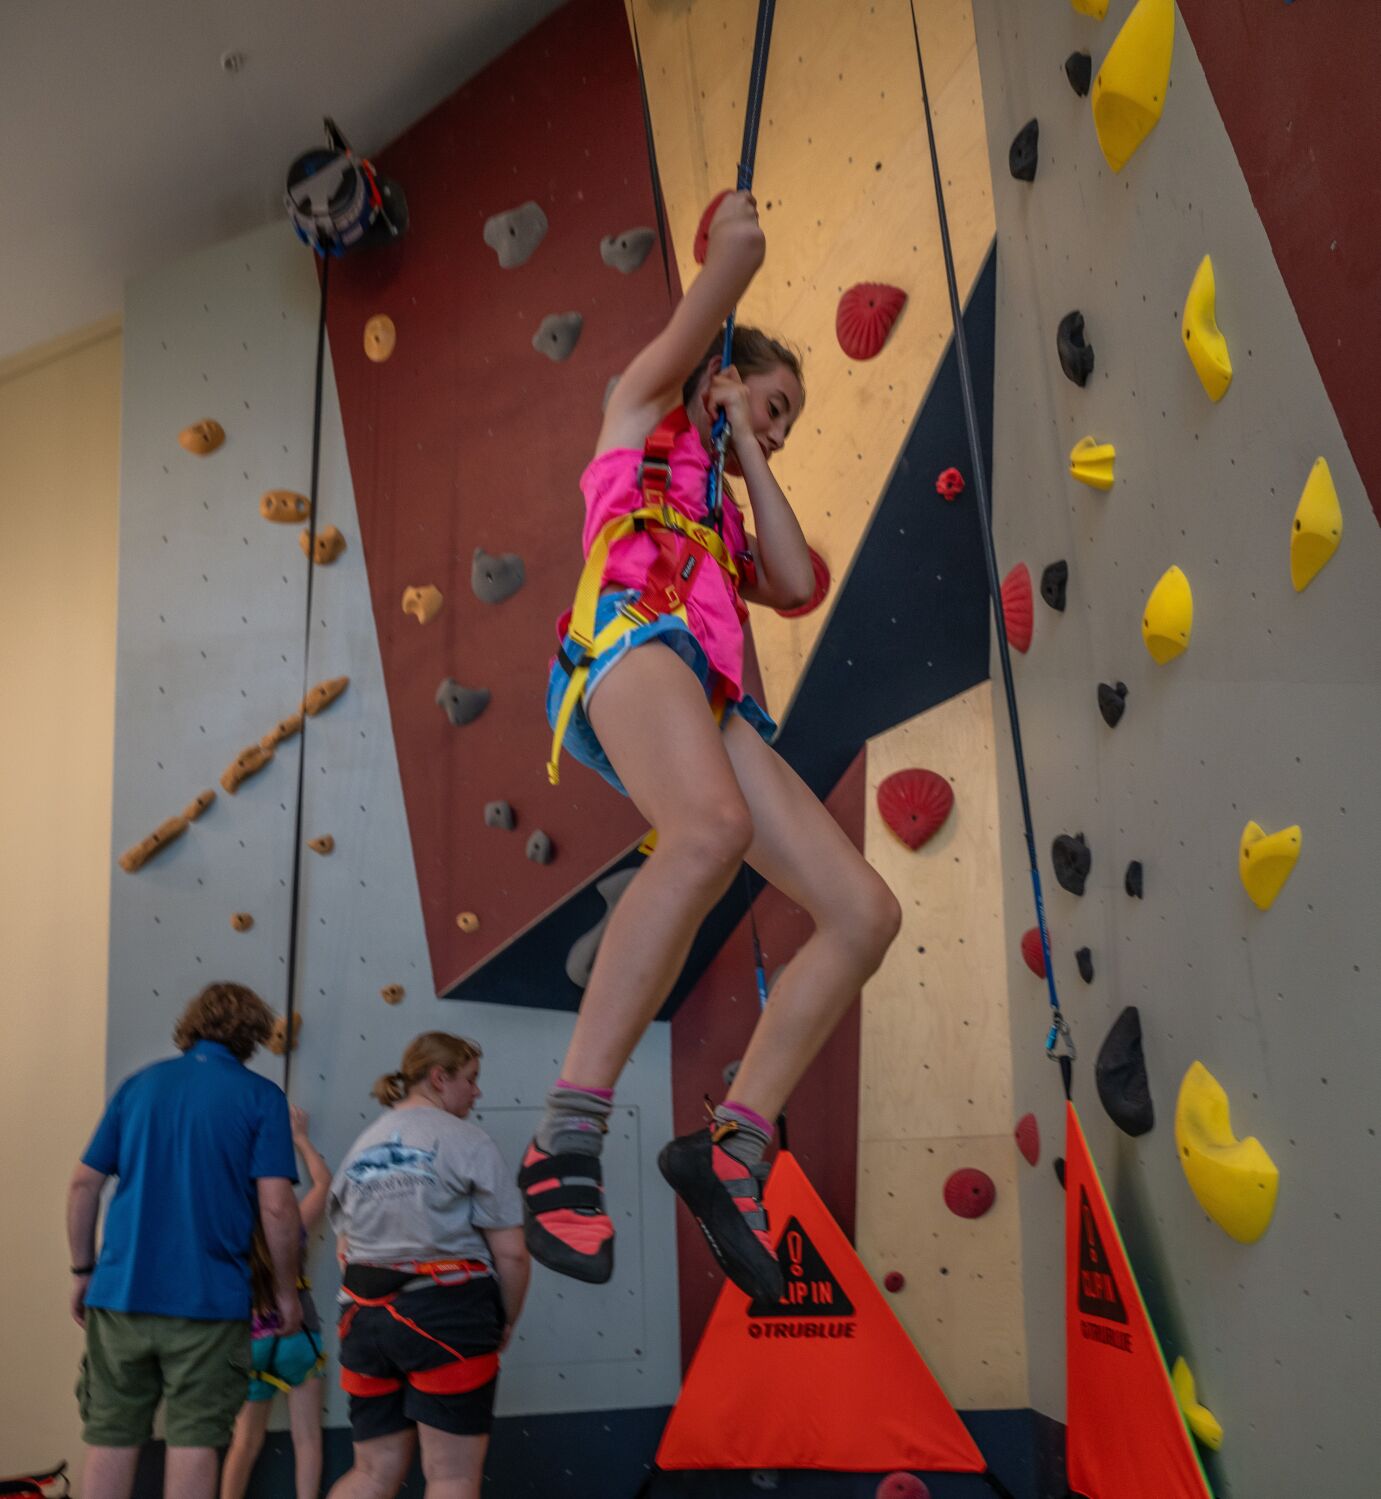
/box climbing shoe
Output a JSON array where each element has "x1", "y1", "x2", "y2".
[
  {"x1": 518, "y1": 1140, "x2": 615, "y2": 1284},
  {"x1": 658, "y1": 1124, "x2": 784, "y2": 1304}
]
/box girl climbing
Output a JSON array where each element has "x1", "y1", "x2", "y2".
[
  {"x1": 524, "y1": 190, "x2": 903, "y2": 1303},
  {"x1": 221, "y1": 1107, "x2": 330, "y2": 1499}
]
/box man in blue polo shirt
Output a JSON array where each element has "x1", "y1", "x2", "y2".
[{"x1": 67, "y1": 982, "x2": 303, "y2": 1499}]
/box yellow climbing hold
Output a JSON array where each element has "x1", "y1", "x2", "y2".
[
  {"x1": 1174, "y1": 1061, "x2": 1279, "y2": 1244},
  {"x1": 1091, "y1": 0, "x2": 1175, "y2": 172},
  {"x1": 1070, "y1": 0, "x2": 1108, "y2": 16},
  {"x1": 1141, "y1": 565, "x2": 1192, "y2": 663},
  {"x1": 1171, "y1": 1357, "x2": 1224, "y2": 1450},
  {"x1": 1290, "y1": 457, "x2": 1343, "y2": 591},
  {"x1": 1238, "y1": 821, "x2": 1301, "y2": 911},
  {"x1": 1182, "y1": 256, "x2": 1232, "y2": 402},
  {"x1": 1069, "y1": 436, "x2": 1116, "y2": 491}
]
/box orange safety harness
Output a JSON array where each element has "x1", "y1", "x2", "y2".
[
  {"x1": 337, "y1": 1259, "x2": 499, "y2": 1398},
  {"x1": 547, "y1": 407, "x2": 757, "y2": 789}
]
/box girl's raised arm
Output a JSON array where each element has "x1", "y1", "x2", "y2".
[{"x1": 600, "y1": 191, "x2": 765, "y2": 448}]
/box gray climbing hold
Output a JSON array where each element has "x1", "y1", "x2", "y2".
[
  {"x1": 435, "y1": 679, "x2": 490, "y2": 727},
  {"x1": 532, "y1": 312, "x2": 583, "y2": 363},
  {"x1": 482, "y1": 201, "x2": 548, "y2": 269},
  {"x1": 1076, "y1": 946, "x2": 1095, "y2": 984},
  {"x1": 483, "y1": 800, "x2": 515, "y2": 831},
  {"x1": 526, "y1": 830, "x2": 554, "y2": 865},
  {"x1": 603, "y1": 374, "x2": 620, "y2": 411},
  {"x1": 600, "y1": 227, "x2": 656, "y2": 274},
  {"x1": 565, "y1": 867, "x2": 637, "y2": 988},
  {"x1": 471, "y1": 547, "x2": 525, "y2": 604}
]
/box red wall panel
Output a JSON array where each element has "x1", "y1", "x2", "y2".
[
  {"x1": 325, "y1": 0, "x2": 683, "y2": 992},
  {"x1": 1177, "y1": 1, "x2": 1381, "y2": 521}
]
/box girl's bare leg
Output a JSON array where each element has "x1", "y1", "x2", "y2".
[
  {"x1": 557, "y1": 644, "x2": 754, "y2": 1086},
  {"x1": 720, "y1": 715, "x2": 902, "y2": 1120},
  {"x1": 287, "y1": 1376, "x2": 324, "y2": 1499}
]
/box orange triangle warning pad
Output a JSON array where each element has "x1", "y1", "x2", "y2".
[
  {"x1": 657, "y1": 1151, "x2": 984, "y2": 1473},
  {"x1": 1065, "y1": 1103, "x2": 1214, "y2": 1498}
]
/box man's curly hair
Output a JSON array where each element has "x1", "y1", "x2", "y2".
[{"x1": 172, "y1": 982, "x2": 275, "y2": 1061}]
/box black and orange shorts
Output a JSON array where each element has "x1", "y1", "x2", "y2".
[{"x1": 338, "y1": 1276, "x2": 504, "y2": 1440}]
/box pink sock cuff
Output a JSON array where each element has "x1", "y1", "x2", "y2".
[
  {"x1": 720, "y1": 1100, "x2": 774, "y2": 1138},
  {"x1": 556, "y1": 1079, "x2": 614, "y2": 1101}
]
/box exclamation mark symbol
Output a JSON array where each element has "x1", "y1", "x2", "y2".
[{"x1": 787, "y1": 1229, "x2": 804, "y2": 1278}]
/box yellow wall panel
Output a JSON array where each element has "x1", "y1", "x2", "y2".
[{"x1": 630, "y1": 0, "x2": 994, "y2": 710}]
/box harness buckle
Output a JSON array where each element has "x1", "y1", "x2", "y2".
[{"x1": 637, "y1": 455, "x2": 672, "y2": 494}]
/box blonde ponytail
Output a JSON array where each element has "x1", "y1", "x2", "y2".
[{"x1": 371, "y1": 1032, "x2": 482, "y2": 1108}]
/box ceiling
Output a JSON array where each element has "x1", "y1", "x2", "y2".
[{"x1": 0, "y1": 0, "x2": 566, "y2": 363}]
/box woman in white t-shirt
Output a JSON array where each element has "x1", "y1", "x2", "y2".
[{"x1": 326, "y1": 1033, "x2": 529, "y2": 1499}]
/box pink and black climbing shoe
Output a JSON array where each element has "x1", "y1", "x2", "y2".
[
  {"x1": 658, "y1": 1123, "x2": 784, "y2": 1304},
  {"x1": 519, "y1": 1140, "x2": 615, "y2": 1284}
]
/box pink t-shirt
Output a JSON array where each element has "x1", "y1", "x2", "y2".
[{"x1": 579, "y1": 417, "x2": 750, "y2": 699}]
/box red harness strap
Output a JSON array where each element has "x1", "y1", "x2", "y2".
[{"x1": 338, "y1": 1260, "x2": 499, "y2": 1398}]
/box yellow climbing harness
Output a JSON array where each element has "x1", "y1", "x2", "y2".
[{"x1": 547, "y1": 407, "x2": 748, "y2": 789}]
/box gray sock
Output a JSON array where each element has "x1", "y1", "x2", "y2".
[
  {"x1": 536, "y1": 1080, "x2": 613, "y2": 1156},
  {"x1": 712, "y1": 1101, "x2": 773, "y2": 1167}
]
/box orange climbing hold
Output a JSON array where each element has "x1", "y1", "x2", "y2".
[
  {"x1": 178, "y1": 419, "x2": 225, "y2": 456},
  {"x1": 260, "y1": 489, "x2": 311, "y2": 524},
  {"x1": 1001, "y1": 563, "x2": 1033, "y2": 653}
]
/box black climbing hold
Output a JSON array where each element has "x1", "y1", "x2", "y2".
[
  {"x1": 526, "y1": 829, "x2": 554, "y2": 865},
  {"x1": 1057, "y1": 310, "x2": 1095, "y2": 387},
  {"x1": 1054, "y1": 1157, "x2": 1066, "y2": 1189},
  {"x1": 722, "y1": 1058, "x2": 742, "y2": 1089},
  {"x1": 1008, "y1": 118, "x2": 1039, "y2": 183},
  {"x1": 1124, "y1": 860, "x2": 1144, "y2": 899},
  {"x1": 1065, "y1": 50, "x2": 1093, "y2": 97},
  {"x1": 1052, "y1": 832, "x2": 1091, "y2": 896},
  {"x1": 1095, "y1": 1005, "x2": 1154, "y2": 1137},
  {"x1": 483, "y1": 800, "x2": 515, "y2": 831},
  {"x1": 471, "y1": 548, "x2": 526, "y2": 605},
  {"x1": 1040, "y1": 560, "x2": 1069, "y2": 612},
  {"x1": 1097, "y1": 681, "x2": 1128, "y2": 727},
  {"x1": 1076, "y1": 946, "x2": 1095, "y2": 984},
  {"x1": 435, "y1": 678, "x2": 490, "y2": 727}
]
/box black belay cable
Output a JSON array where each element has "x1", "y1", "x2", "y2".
[
  {"x1": 630, "y1": 3, "x2": 675, "y2": 308},
  {"x1": 907, "y1": 0, "x2": 1073, "y2": 1098},
  {"x1": 281, "y1": 255, "x2": 331, "y2": 1092}
]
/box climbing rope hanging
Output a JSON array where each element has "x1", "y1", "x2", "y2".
[
  {"x1": 906, "y1": 0, "x2": 1075, "y2": 1088},
  {"x1": 705, "y1": 0, "x2": 777, "y2": 531}
]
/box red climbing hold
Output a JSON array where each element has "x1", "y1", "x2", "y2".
[
  {"x1": 693, "y1": 190, "x2": 731, "y2": 265},
  {"x1": 1021, "y1": 926, "x2": 1047, "y2": 978},
  {"x1": 935, "y1": 467, "x2": 965, "y2": 501},
  {"x1": 774, "y1": 546, "x2": 831, "y2": 618},
  {"x1": 836, "y1": 282, "x2": 908, "y2": 361},
  {"x1": 877, "y1": 1476, "x2": 930, "y2": 1499},
  {"x1": 883, "y1": 1270, "x2": 906, "y2": 1294},
  {"x1": 877, "y1": 769, "x2": 954, "y2": 851},
  {"x1": 1001, "y1": 562, "x2": 1033, "y2": 653},
  {"x1": 943, "y1": 1168, "x2": 996, "y2": 1220},
  {"x1": 1015, "y1": 1112, "x2": 1041, "y2": 1166}
]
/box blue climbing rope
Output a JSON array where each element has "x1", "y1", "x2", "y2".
[
  {"x1": 706, "y1": 0, "x2": 777, "y2": 531},
  {"x1": 906, "y1": 0, "x2": 1074, "y2": 1085}
]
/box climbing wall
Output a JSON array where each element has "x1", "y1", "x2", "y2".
[
  {"x1": 971, "y1": 2, "x2": 1381, "y2": 1492},
  {"x1": 107, "y1": 220, "x2": 680, "y2": 1433},
  {"x1": 633, "y1": 0, "x2": 994, "y2": 711}
]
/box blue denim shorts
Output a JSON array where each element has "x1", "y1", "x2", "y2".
[{"x1": 546, "y1": 589, "x2": 777, "y2": 796}]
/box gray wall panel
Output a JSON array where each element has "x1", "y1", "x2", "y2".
[
  {"x1": 972, "y1": 3, "x2": 1380, "y2": 1491},
  {"x1": 108, "y1": 223, "x2": 679, "y2": 1424}
]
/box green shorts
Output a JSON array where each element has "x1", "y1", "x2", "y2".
[{"x1": 77, "y1": 1308, "x2": 250, "y2": 1448}]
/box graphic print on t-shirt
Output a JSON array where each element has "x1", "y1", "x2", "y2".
[{"x1": 344, "y1": 1133, "x2": 439, "y2": 1186}]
